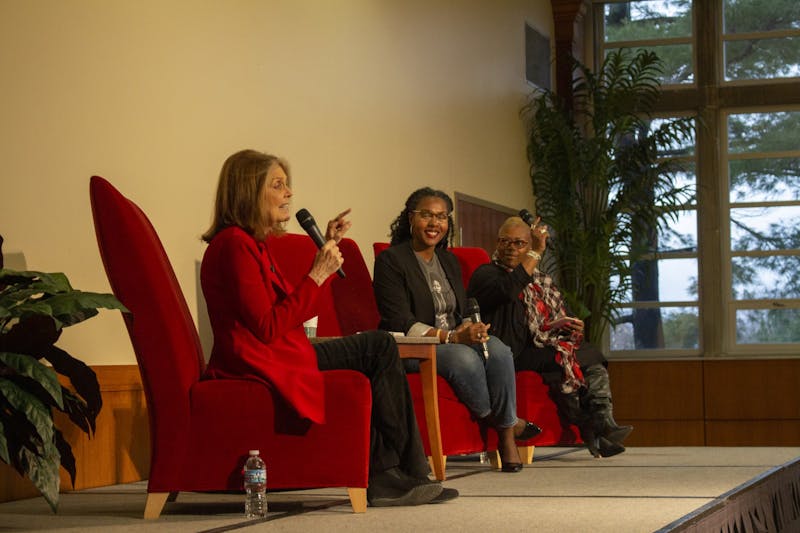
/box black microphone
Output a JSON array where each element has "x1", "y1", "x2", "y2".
[
  {"x1": 519, "y1": 209, "x2": 536, "y2": 227},
  {"x1": 465, "y1": 297, "x2": 489, "y2": 359},
  {"x1": 295, "y1": 208, "x2": 346, "y2": 279}
]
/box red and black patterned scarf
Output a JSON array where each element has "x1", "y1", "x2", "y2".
[{"x1": 494, "y1": 257, "x2": 585, "y2": 393}]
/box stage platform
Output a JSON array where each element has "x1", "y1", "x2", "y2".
[{"x1": 1, "y1": 446, "x2": 798, "y2": 532}]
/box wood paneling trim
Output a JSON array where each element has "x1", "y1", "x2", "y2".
[{"x1": 58, "y1": 365, "x2": 144, "y2": 392}]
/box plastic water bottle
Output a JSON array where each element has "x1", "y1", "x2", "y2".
[{"x1": 243, "y1": 450, "x2": 267, "y2": 518}]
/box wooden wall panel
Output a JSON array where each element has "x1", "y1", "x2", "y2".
[
  {"x1": 703, "y1": 359, "x2": 800, "y2": 419},
  {"x1": 454, "y1": 192, "x2": 516, "y2": 254},
  {"x1": 706, "y1": 421, "x2": 800, "y2": 446},
  {"x1": 608, "y1": 360, "x2": 705, "y2": 420},
  {"x1": 621, "y1": 421, "x2": 705, "y2": 447}
]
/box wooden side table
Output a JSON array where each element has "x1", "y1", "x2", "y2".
[{"x1": 394, "y1": 336, "x2": 444, "y2": 481}]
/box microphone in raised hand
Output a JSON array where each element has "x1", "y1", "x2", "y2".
[
  {"x1": 465, "y1": 297, "x2": 490, "y2": 359},
  {"x1": 296, "y1": 208, "x2": 346, "y2": 278},
  {"x1": 519, "y1": 208, "x2": 536, "y2": 227},
  {"x1": 520, "y1": 208, "x2": 549, "y2": 247}
]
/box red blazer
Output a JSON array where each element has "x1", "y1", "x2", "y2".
[{"x1": 201, "y1": 226, "x2": 326, "y2": 423}]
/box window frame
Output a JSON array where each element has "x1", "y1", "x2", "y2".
[
  {"x1": 591, "y1": 0, "x2": 800, "y2": 359},
  {"x1": 721, "y1": 105, "x2": 800, "y2": 354}
]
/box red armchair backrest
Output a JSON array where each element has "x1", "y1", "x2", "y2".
[
  {"x1": 372, "y1": 242, "x2": 491, "y2": 289},
  {"x1": 90, "y1": 176, "x2": 204, "y2": 466},
  {"x1": 450, "y1": 247, "x2": 492, "y2": 288},
  {"x1": 270, "y1": 234, "x2": 380, "y2": 336}
]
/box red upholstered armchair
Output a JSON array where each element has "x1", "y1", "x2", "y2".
[{"x1": 89, "y1": 177, "x2": 371, "y2": 518}]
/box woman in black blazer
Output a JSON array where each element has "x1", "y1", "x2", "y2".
[{"x1": 373, "y1": 187, "x2": 540, "y2": 472}]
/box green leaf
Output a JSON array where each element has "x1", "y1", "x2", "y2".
[
  {"x1": 54, "y1": 429, "x2": 76, "y2": 487},
  {"x1": 46, "y1": 291, "x2": 127, "y2": 327},
  {"x1": 19, "y1": 441, "x2": 61, "y2": 513},
  {"x1": 0, "y1": 379, "x2": 55, "y2": 447},
  {"x1": 0, "y1": 352, "x2": 64, "y2": 409},
  {"x1": 0, "y1": 418, "x2": 9, "y2": 465},
  {"x1": 0, "y1": 269, "x2": 72, "y2": 293}
]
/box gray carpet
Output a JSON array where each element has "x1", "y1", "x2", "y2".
[{"x1": 1, "y1": 446, "x2": 798, "y2": 532}]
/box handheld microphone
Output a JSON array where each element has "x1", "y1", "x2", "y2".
[
  {"x1": 295, "y1": 208, "x2": 346, "y2": 279},
  {"x1": 519, "y1": 209, "x2": 536, "y2": 227},
  {"x1": 465, "y1": 297, "x2": 489, "y2": 359}
]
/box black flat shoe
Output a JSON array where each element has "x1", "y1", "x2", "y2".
[
  {"x1": 515, "y1": 421, "x2": 543, "y2": 441},
  {"x1": 501, "y1": 462, "x2": 523, "y2": 473}
]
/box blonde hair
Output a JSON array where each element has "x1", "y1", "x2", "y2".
[
  {"x1": 202, "y1": 149, "x2": 290, "y2": 242},
  {"x1": 498, "y1": 216, "x2": 528, "y2": 236}
]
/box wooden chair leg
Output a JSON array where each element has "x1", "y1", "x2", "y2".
[
  {"x1": 488, "y1": 450, "x2": 501, "y2": 470},
  {"x1": 428, "y1": 455, "x2": 447, "y2": 478},
  {"x1": 347, "y1": 487, "x2": 367, "y2": 513},
  {"x1": 518, "y1": 445, "x2": 535, "y2": 464},
  {"x1": 144, "y1": 492, "x2": 170, "y2": 519}
]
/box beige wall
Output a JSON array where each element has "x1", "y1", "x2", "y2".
[{"x1": 0, "y1": 0, "x2": 552, "y2": 365}]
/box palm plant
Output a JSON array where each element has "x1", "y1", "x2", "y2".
[
  {"x1": 521, "y1": 48, "x2": 695, "y2": 346},
  {"x1": 0, "y1": 239, "x2": 126, "y2": 512}
]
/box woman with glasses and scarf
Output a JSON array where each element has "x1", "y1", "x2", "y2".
[
  {"x1": 467, "y1": 216, "x2": 633, "y2": 458},
  {"x1": 373, "y1": 187, "x2": 541, "y2": 472}
]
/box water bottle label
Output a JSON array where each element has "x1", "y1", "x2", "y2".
[{"x1": 244, "y1": 468, "x2": 266, "y2": 484}]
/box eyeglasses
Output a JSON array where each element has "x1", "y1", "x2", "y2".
[
  {"x1": 497, "y1": 238, "x2": 529, "y2": 249},
  {"x1": 412, "y1": 210, "x2": 449, "y2": 222}
]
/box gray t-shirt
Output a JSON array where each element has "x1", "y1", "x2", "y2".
[{"x1": 414, "y1": 252, "x2": 457, "y2": 330}]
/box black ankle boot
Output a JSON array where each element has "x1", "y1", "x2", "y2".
[
  {"x1": 596, "y1": 414, "x2": 633, "y2": 445},
  {"x1": 578, "y1": 424, "x2": 600, "y2": 458},
  {"x1": 597, "y1": 436, "x2": 625, "y2": 458}
]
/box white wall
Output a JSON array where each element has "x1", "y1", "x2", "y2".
[{"x1": 0, "y1": 0, "x2": 552, "y2": 364}]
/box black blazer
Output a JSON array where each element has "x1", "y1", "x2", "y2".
[{"x1": 373, "y1": 241, "x2": 466, "y2": 333}]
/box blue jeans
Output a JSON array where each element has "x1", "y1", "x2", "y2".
[{"x1": 404, "y1": 336, "x2": 518, "y2": 428}]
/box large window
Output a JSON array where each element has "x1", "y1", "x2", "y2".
[
  {"x1": 610, "y1": 118, "x2": 700, "y2": 353},
  {"x1": 725, "y1": 109, "x2": 800, "y2": 349},
  {"x1": 593, "y1": 0, "x2": 800, "y2": 358},
  {"x1": 601, "y1": 0, "x2": 694, "y2": 85}
]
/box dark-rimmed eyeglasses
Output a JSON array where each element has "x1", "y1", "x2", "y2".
[
  {"x1": 412, "y1": 210, "x2": 449, "y2": 222},
  {"x1": 497, "y1": 238, "x2": 529, "y2": 249}
]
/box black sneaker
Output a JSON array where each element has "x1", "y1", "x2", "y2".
[
  {"x1": 428, "y1": 487, "x2": 459, "y2": 504},
  {"x1": 367, "y1": 482, "x2": 443, "y2": 507}
]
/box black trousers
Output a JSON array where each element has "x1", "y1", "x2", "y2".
[{"x1": 313, "y1": 330, "x2": 430, "y2": 479}]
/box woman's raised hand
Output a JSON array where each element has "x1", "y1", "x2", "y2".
[
  {"x1": 325, "y1": 208, "x2": 352, "y2": 243},
  {"x1": 529, "y1": 216, "x2": 548, "y2": 254},
  {"x1": 308, "y1": 240, "x2": 344, "y2": 286}
]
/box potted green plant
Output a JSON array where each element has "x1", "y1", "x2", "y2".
[
  {"x1": 521, "y1": 48, "x2": 695, "y2": 347},
  {"x1": 0, "y1": 236, "x2": 127, "y2": 512}
]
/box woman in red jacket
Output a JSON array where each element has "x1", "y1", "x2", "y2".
[{"x1": 200, "y1": 149, "x2": 456, "y2": 507}]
